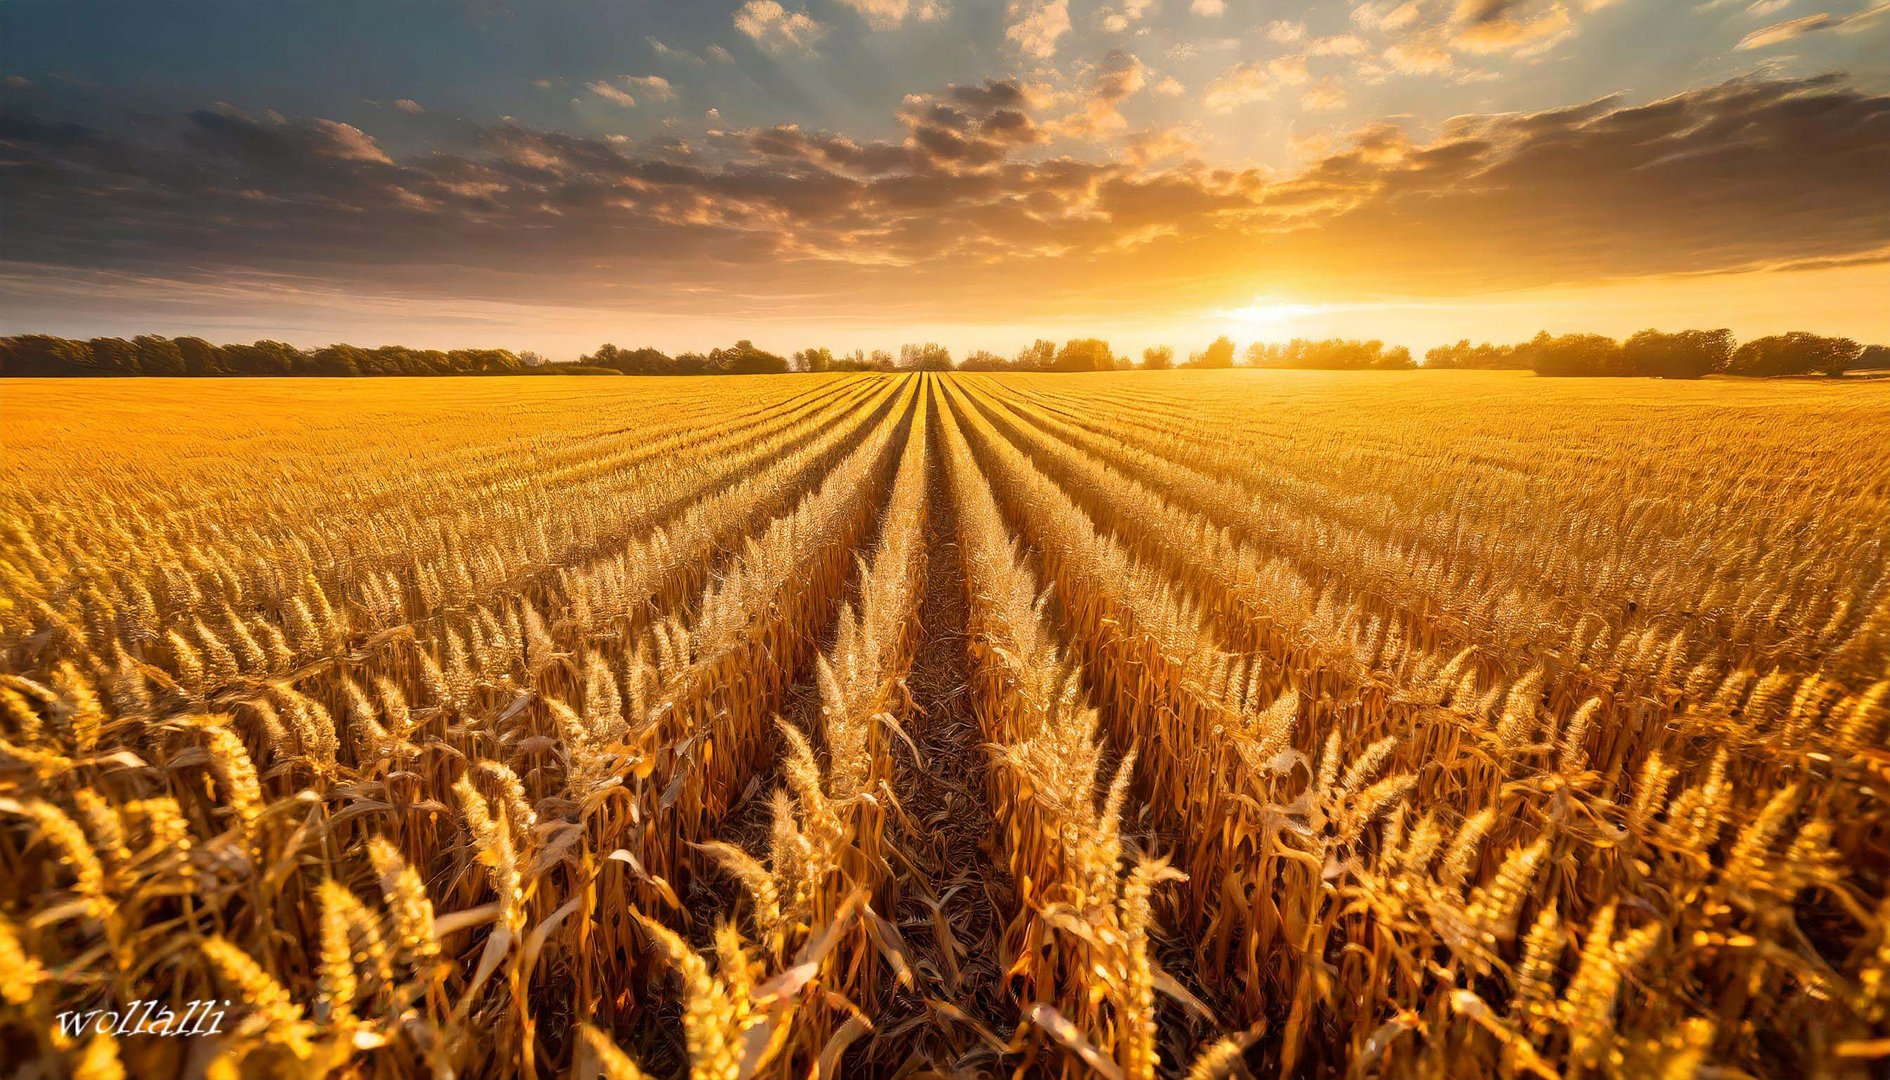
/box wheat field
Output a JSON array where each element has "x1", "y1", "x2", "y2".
[{"x1": 1, "y1": 370, "x2": 1886, "y2": 1079}]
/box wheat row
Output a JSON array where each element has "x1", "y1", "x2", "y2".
[{"x1": 1, "y1": 370, "x2": 1886, "y2": 1079}]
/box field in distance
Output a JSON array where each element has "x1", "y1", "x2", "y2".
[{"x1": 1, "y1": 370, "x2": 1886, "y2": 1079}]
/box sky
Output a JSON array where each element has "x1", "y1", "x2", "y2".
[{"x1": 2, "y1": 0, "x2": 1887, "y2": 359}]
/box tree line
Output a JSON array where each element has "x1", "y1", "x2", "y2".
[
  {"x1": 0, "y1": 335, "x2": 561, "y2": 378},
  {"x1": 3, "y1": 329, "x2": 1883, "y2": 378},
  {"x1": 1426, "y1": 330, "x2": 1887, "y2": 378}
]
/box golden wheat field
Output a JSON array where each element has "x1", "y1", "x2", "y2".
[{"x1": 1, "y1": 370, "x2": 1887, "y2": 1079}]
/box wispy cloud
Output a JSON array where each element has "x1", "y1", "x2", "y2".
[
  {"x1": 646, "y1": 37, "x2": 705, "y2": 65},
  {"x1": 1203, "y1": 61, "x2": 1269, "y2": 112},
  {"x1": 623, "y1": 75, "x2": 677, "y2": 103},
  {"x1": 585, "y1": 81, "x2": 638, "y2": 107},
  {"x1": 835, "y1": 0, "x2": 947, "y2": 30},
  {"x1": 1301, "y1": 80, "x2": 1349, "y2": 111},
  {"x1": 1738, "y1": 1, "x2": 1890, "y2": 47},
  {"x1": 1266, "y1": 19, "x2": 1306, "y2": 43},
  {"x1": 734, "y1": 1, "x2": 827, "y2": 53}
]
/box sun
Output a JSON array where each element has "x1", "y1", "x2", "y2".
[{"x1": 1223, "y1": 298, "x2": 1328, "y2": 335}]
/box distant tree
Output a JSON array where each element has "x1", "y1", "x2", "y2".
[
  {"x1": 1052, "y1": 338, "x2": 1112, "y2": 372},
  {"x1": 792, "y1": 347, "x2": 834, "y2": 373},
  {"x1": 85, "y1": 337, "x2": 140, "y2": 375},
  {"x1": 960, "y1": 349, "x2": 1011, "y2": 371},
  {"x1": 1016, "y1": 339, "x2": 1056, "y2": 371},
  {"x1": 583, "y1": 345, "x2": 676, "y2": 375},
  {"x1": 1728, "y1": 332, "x2": 1862, "y2": 377},
  {"x1": 1243, "y1": 338, "x2": 1411, "y2": 370},
  {"x1": 173, "y1": 336, "x2": 225, "y2": 375},
  {"x1": 1522, "y1": 332, "x2": 1626, "y2": 377},
  {"x1": 899, "y1": 342, "x2": 954, "y2": 371},
  {"x1": 1620, "y1": 329, "x2": 1733, "y2": 379},
  {"x1": 517, "y1": 350, "x2": 550, "y2": 368},
  {"x1": 869, "y1": 349, "x2": 895, "y2": 370},
  {"x1": 129, "y1": 335, "x2": 187, "y2": 376},
  {"x1": 1424, "y1": 339, "x2": 1527, "y2": 369},
  {"x1": 5, "y1": 333, "x2": 559, "y2": 376},
  {"x1": 451, "y1": 348, "x2": 524, "y2": 374},
  {"x1": 673, "y1": 351, "x2": 713, "y2": 374},
  {"x1": 220, "y1": 340, "x2": 303, "y2": 375},
  {"x1": 709, "y1": 340, "x2": 790, "y2": 374},
  {"x1": 1854, "y1": 344, "x2": 1890, "y2": 371},
  {"x1": 0, "y1": 334, "x2": 93, "y2": 375},
  {"x1": 1189, "y1": 335, "x2": 1236, "y2": 368},
  {"x1": 309, "y1": 344, "x2": 364, "y2": 376},
  {"x1": 1141, "y1": 345, "x2": 1174, "y2": 370}
]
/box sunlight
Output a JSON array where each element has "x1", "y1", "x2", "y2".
[{"x1": 1223, "y1": 298, "x2": 1329, "y2": 335}]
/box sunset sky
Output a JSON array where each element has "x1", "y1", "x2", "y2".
[{"x1": 3, "y1": 0, "x2": 1887, "y2": 358}]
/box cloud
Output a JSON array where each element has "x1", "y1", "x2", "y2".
[
  {"x1": 1099, "y1": 0, "x2": 1157, "y2": 32},
  {"x1": 1123, "y1": 126, "x2": 1200, "y2": 166},
  {"x1": 1307, "y1": 34, "x2": 1370, "y2": 56},
  {"x1": 1738, "y1": 2, "x2": 1890, "y2": 48},
  {"x1": 1353, "y1": 1, "x2": 1425, "y2": 32},
  {"x1": 1351, "y1": 0, "x2": 1609, "y2": 65},
  {"x1": 734, "y1": 1, "x2": 827, "y2": 53},
  {"x1": 1191, "y1": 0, "x2": 1225, "y2": 14},
  {"x1": 179, "y1": 105, "x2": 395, "y2": 167},
  {"x1": 393, "y1": 99, "x2": 425, "y2": 115},
  {"x1": 1052, "y1": 51, "x2": 1150, "y2": 137},
  {"x1": 586, "y1": 81, "x2": 638, "y2": 107},
  {"x1": 1266, "y1": 20, "x2": 1307, "y2": 42},
  {"x1": 1301, "y1": 80, "x2": 1349, "y2": 111},
  {"x1": 1270, "y1": 55, "x2": 1312, "y2": 85},
  {"x1": 647, "y1": 37, "x2": 705, "y2": 65},
  {"x1": 624, "y1": 75, "x2": 678, "y2": 103},
  {"x1": 893, "y1": 79, "x2": 1044, "y2": 166},
  {"x1": 1094, "y1": 50, "x2": 1150, "y2": 102},
  {"x1": 1203, "y1": 61, "x2": 1269, "y2": 112},
  {"x1": 311, "y1": 120, "x2": 392, "y2": 163},
  {"x1": 835, "y1": 0, "x2": 948, "y2": 29},
  {"x1": 3, "y1": 75, "x2": 1885, "y2": 324},
  {"x1": 1449, "y1": 0, "x2": 1573, "y2": 55},
  {"x1": 948, "y1": 78, "x2": 1035, "y2": 112},
  {"x1": 1385, "y1": 36, "x2": 1458, "y2": 74},
  {"x1": 1006, "y1": 0, "x2": 1071, "y2": 58}
]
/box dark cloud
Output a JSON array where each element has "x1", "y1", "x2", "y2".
[
  {"x1": 948, "y1": 78, "x2": 1030, "y2": 111},
  {"x1": 187, "y1": 105, "x2": 392, "y2": 167},
  {"x1": 1093, "y1": 50, "x2": 1149, "y2": 103},
  {"x1": 895, "y1": 83, "x2": 1043, "y2": 168},
  {"x1": 0, "y1": 74, "x2": 1885, "y2": 320}
]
